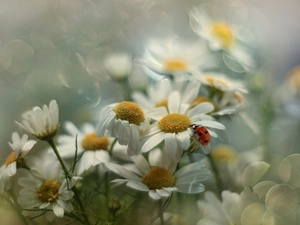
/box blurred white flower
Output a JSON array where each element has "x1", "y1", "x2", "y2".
[
  {"x1": 135, "y1": 37, "x2": 215, "y2": 78},
  {"x1": 96, "y1": 101, "x2": 150, "y2": 156},
  {"x1": 16, "y1": 100, "x2": 60, "y2": 140},
  {"x1": 141, "y1": 91, "x2": 225, "y2": 161},
  {"x1": 18, "y1": 160, "x2": 81, "y2": 220},
  {"x1": 132, "y1": 78, "x2": 201, "y2": 109},
  {"x1": 197, "y1": 188, "x2": 261, "y2": 225},
  {"x1": 189, "y1": 5, "x2": 254, "y2": 71},
  {"x1": 57, "y1": 121, "x2": 112, "y2": 175},
  {"x1": 103, "y1": 52, "x2": 132, "y2": 81},
  {"x1": 0, "y1": 132, "x2": 36, "y2": 193},
  {"x1": 193, "y1": 72, "x2": 248, "y2": 114},
  {"x1": 107, "y1": 149, "x2": 210, "y2": 200}
]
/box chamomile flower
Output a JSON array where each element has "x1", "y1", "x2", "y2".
[
  {"x1": 189, "y1": 5, "x2": 254, "y2": 71},
  {"x1": 57, "y1": 121, "x2": 112, "y2": 175},
  {"x1": 135, "y1": 37, "x2": 215, "y2": 79},
  {"x1": 192, "y1": 72, "x2": 248, "y2": 115},
  {"x1": 16, "y1": 100, "x2": 60, "y2": 140},
  {"x1": 18, "y1": 160, "x2": 81, "y2": 219},
  {"x1": 103, "y1": 52, "x2": 132, "y2": 81},
  {"x1": 96, "y1": 101, "x2": 150, "y2": 156},
  {"x1": 141, "y1": 91, "x2": 225, "y2": 162},
  {"x1": 106, "y1": 149, "x2": 210, "y2": 200},
  {"x1": 132, "y1": 78, "x2": 201, "y2": 109},
  {"x1": 0, "y1": 132, "x2": 36, "y2": 193}
]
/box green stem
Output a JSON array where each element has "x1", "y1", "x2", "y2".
[
  {"x1": 109, "y1": 138, "x2": 118, "y2": 155},
  {"x1": 47, "y1": 138, "x2": 71, "y2": 179},
  {"x1": 207, "y1": 153, "x2": 224, "y2": 199},
  {"x1": 72, "y1": 188, "x2": 92, "y2": 225},
  {"x1": 158, "y1": 199, "x2": 164, "y2": 225},
  {"x1": 47, "y1": 138, "x2": 91, "y2": 225}
]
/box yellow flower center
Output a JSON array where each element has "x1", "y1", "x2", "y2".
[
  {"x1": 210, "y1": 145, "x2": 236, "y2": 161},
  {"x1": 158, "y1": 113, "x2": 191, "y2": 133},
  {"x1": 205, "y1": 76, "x2": 228, "y2": 87},
  {"x1": 211, "y1": 22, "x2": 234, "y2": 49},
  {"x1": 164, "y1": 59, "x2": 187, "y2": 73},
  {"x1": 287, "y1": 66, "x2": 300, "y2": 90},
  {"x1": 114, "y1": 102, "x2": 145, "y2": 125},
  {"x1": 36, "y1": 179, "x2": 61, "y2": 203},
  {"x1": 142, "y1": 167, "x2": 175, "y2": 190},
  {"x1": 5, "y1": 150, "x2": 24, "y2": 167},
  {"x1": 234, "y1": 93, "x2": 244, "y2": 104},
  {"x1": 81, "y1": 133, "x2": 110, "y2": 151},
  {"x1": 155, "y1": 99, "x2": 168, "y2": 108}
]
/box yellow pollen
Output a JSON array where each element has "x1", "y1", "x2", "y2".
[
  {"x1": 36, "y1": 179, "x2": 61, "y2": 203},
  {"x1": 142, "y1": 167, "x2": 175, "y2": 190},
  {"x1": 287, "y1": 66, "x2": 300, "y2": 90},
  {"x1": 158, "y1": 113, "x2": 191, "y2": 133},
  {"x1": 211, "y1": 145, "x2": 236, "y2": 161},
  {"x1": 155, "y1": 99, "x2": 168, "y2": 108},
  {"x1": 211, "y1": 22, "x2": 234, "y2": 49},
  {"x1": 234, "y1": 93, "x2": 244, "y2": 104},
  {"x1": 81, "y1": 133, "x2": 109, "y2": 151},
  {"x1": 113, "y1": 102, "x2": 145, "y2": 125},
  {"x1": 190, "y1": 96, "x2": 216, "y2": 110},
  {"x1": 5, "y1": 150, "x2": 24, "y2": 167},
  {"x1": 164, "y1": 59, "x2": 187, "y2": 73},
  {"x1": 205, "y1": 76, "x2": 228, "y2": 87}
]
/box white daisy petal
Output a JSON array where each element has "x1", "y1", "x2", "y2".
[
  {"x1": 168, "y1": 91, "x2": 181, "y2": 113},
  {"x1": 196, "y1": 120, "x2": 225, "y2": 130},
  {"x1": 142, "y1": 133, "x2": 166, "y2": 153},
  {"x1": 176, "y1": 183, "x2": 205, "y2": 194},
  {"x1": 149, "y1": 190, "x2": 162, "y2": 200},
  {"x1": 127, "y1": 181, "x2": 149, "y2": 191},
  {"x1": 53, "y1": 202, "x2": 64, "y2": 217}
]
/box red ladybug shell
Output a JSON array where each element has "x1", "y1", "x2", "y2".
[{"x1": 193, "y1": 126, "x2": 210, "y2": 146}]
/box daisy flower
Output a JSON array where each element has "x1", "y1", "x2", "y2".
[
  {"x1": 16, "y1": 100, "x2": 60, "y2": 140},
  {"x1": 141, "y1": 91, "x2": 226, "y2": 162},
  {"x1": 103, "y1": 52, "x2": 132, "y2": 81},
  {"x1": 192, "y1": 72, "x2": 248, "y2": 115},
  {"x1": 0, "y1": 132, "x2": 36, "y2": 193},
  {"x1": 189, "y1": 5, "x2": 254, "y2": 71},
  {"x1": 107, "y1": 148, "x2": 210, "y2": 200},
  {"x1": 96, "y1": 101, "x2": 150, "y2": 156},
  {"x1": 57, "y1": 121, "x2": 112, "y2": 175},
  {"x1": 135, "y1": 36, "x2": 215, "y2": 79},
  {"x1": 132, "y1": 78, "x2": 201, "y2": 109},
  {"x1": 18, "y1": 159, "x2": 81, "y2": 219}
]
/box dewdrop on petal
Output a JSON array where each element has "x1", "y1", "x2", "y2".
[{"x1": 16, "y1": 100, "x2": 60, "y2": 140}]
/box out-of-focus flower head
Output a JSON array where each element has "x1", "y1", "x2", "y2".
[
  {"x1": 197, "y1": 188, "x2": 262, "y2": 225},
  {"x1": 107, "y1": 148, "x2": 210, "y2": 200},
  {"x1": 132, "y1": 78, "x2": 201, "y2": 110},
  {"x1": 16, "y1": 100, "x2": 60, "y2": 141},
  {"x1": 189, "y1": 2, "x2": 254, "y2": 72},
  {"x1": 0, "y1": 132, "x2": 36, "y2": 193},
  {"x1": 103, "y1": 52, "x2": 132, "y2": 81},
  {"x1": 192, "y1": 72, "x2": 248, "y2": 115},
  {"x1": 135, "y1": 36, "x2": 215, "y2": 79}
]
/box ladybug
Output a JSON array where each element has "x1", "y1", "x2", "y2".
[{"x1": 190, "y1": 124, "x2": 210, "y2": 146}]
